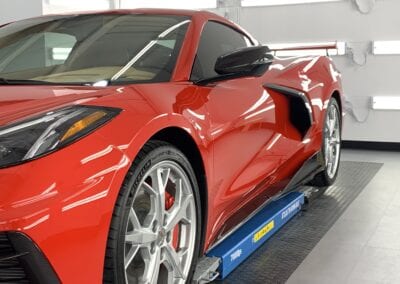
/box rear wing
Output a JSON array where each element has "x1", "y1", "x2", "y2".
[{"x1": 268, "y1": 42, "x2": 344, "y2": 57}]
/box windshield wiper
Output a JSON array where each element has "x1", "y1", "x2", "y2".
[
  {"x1": 0, "y1": 78, "x2": 86, "y2": 86},
  {"x1": 0, "y1": 78, "x2": 57, "y2": 85}
]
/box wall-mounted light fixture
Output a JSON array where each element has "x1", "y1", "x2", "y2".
[
  {"x1": 371, "y1": 96, "x2": 400, "y2": 110},
  {"x1": 373, "y1": 41, "x2": 400, "y2": 55},
  {"x1": 267, "y1": 42, "x2": 346, "y2": 57},
  {"x1": 242, "y1": 0, "x2": 342, "y2": 7}
]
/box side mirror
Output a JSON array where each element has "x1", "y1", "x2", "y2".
[{"x1": 214, "y1": 45, "x2": 271, "y2": 75}]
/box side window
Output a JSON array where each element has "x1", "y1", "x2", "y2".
[{"x1": 190, "y1": 21, "x2": 253, "y2": 81}]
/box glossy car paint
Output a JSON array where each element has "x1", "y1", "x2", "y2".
[{"x1": 0, "y1": 9, "x2": 343, "y2": 283}]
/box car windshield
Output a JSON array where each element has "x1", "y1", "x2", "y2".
[{"x1": 0, "y1": 14, "x2": 190, "y2": 85}]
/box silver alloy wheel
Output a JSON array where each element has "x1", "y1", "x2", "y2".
[
  {"x1": 324, "y1": 103, "x2": 341, "y2": 179},
  {"x1": 124, "y1": 161, "x2": 197, "y2": 284}
]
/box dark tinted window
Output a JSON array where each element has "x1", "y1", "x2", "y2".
[
  {"x1": 0, "y1": 14, "x2": 190, "y2": 85},
  {"x1": 190, "y1": 21, "x2": 253, "y2": 81}
]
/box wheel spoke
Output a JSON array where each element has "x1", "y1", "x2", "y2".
[
  {"x1": 329, "y1": 118, "x2": 335, "y2": 136},
  {"x1": 150, "y1": 168, "x2": 167, "y2": 220},
  {"x1": 142, "y1": 181, "x2": 157, "y2": 196},
  {"x1": 324, "y1": 138, "x2": 330, "y2": 162},
  {"x1": 165, "y1": 197, "x2": 192, "y2": 232},
  {"x1": 178, "y1": 247, "x2": 189, "y2": 259},
  {"x1": 141, "y1": 246, "x2": 161, "y2": 284},
  {"x1": 164, "y1": 245, "x2": 184, "y2": 279},
  {"x1": 126, "y1": 228, "x2": 157, "y2": 245},
  {"x1": 332, "y1": 105, "x2": 337, "y2": 124},
  {"x1": 165, "y1": 179, "x2": 193, "y2": 232},
  {"x1": 327, "y1": 161, "x2": 333, "y2": 174},
  {"x1": 129, "y1": 208, "x2": 141, "y2": 229},
  {"x1": 331, "y1": 135, "x2": 340, "y2": 143},
  {"x1": 159, "y1": 167, "x2": 171, "y2": 191},
  {"x1": 125, "y1": 245, "x2": 140, "y2": 269}
]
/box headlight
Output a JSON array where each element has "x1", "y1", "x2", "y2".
[{"x1": 0, "y1": 105, "x2": 121, "y2": 168}]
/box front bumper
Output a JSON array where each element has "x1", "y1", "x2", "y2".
[
  {"x1": 0, "y1": 232, "x2": 59, "y2": 283},
  {"x1": 0, "y1": 131, "x2": 132, "y2": 283}
]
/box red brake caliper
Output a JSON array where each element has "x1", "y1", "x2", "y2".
[
  {"x1": 165, "y1": 191, "x2": 175, "y2": 211},
  {"x1": 165, "y1": 191, "x2": 179, "y2": 249}
]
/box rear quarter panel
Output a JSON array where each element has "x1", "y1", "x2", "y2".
[{"x1": 265, "y1": 56, "x2": 343, "y2": 144}]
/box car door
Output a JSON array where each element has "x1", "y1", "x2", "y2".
[{"x1": 191, "y1": 21, "x2": 304, "y2": 237}]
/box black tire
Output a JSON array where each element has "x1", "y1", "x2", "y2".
[
  {"x1": 310, "y1": 97, "x2": 341, "y2": 187},
  {"x1": 103, "y1": 140, "x2": 202, "y2": 283}
]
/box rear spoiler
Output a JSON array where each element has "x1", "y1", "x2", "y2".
[{"x1": 268, "y1": 43, "x2": 341, "y2": 56}]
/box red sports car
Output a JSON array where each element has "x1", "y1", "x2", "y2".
[{"x1": 0, "y1": 9, "x2": 343, "y2": 284}]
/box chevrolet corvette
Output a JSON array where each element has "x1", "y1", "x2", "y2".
[{"x1": 0, "y1": 9, "x2": 343, "y2": 284}]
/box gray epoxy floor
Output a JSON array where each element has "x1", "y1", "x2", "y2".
[
  {"x1": 288, "y1": 149, "x2": 400, "y2": 284},
  {"x1": 219, "y1": 160, "x2": 381, "y2": 284}
]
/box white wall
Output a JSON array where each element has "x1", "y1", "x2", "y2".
[
  {"x1": 214, "y1": 0, "x2": 400, "y2": 142},
  {"x1": 0, "y1": 0, "x2": 43, "y2": 25}
]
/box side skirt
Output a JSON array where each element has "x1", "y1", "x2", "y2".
[
  {"x1": 275, "y1": 151, "x2": 325, "y2": 199},
  {"x1": 207, "y1": 151, "x2": 324, "y2": 252}
]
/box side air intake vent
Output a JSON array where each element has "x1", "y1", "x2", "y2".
[{"x1": 264, "y1": 84, "x2": 313, "y2": 138}]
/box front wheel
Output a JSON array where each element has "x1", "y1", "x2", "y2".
[
  {"x1": 104, "y1": 141, "x2": 201, "y2": 284},
  {"x1": 311, "y1": 97, "x2": 342, "y2": 187}
]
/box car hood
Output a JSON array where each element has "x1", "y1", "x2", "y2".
[{"x1": 0, "y1": 85, "x2": 126, "y2": 126}]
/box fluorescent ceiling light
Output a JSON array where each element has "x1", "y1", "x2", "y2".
[
  {"x1": 372, "y1": 96, "x2": 400, "y2": 110},
  {"x1": 268, "y1": 42, "x2": 346, "y2": 57},
  {"x1": 120, "y1": 0, "x2": 217, "y2": 9},
  {"x1": 373, "y1": 41, "x2": 400, "y2": 55},
  {"x1": 242, "y1": 0, "x2": 342, "y2": 7}
]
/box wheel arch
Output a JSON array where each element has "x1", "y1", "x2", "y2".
[
  {"x1": 150, "y1": 127, "x2": 208, "y2": 254},
  {"x1": 331, "y1": 90, "x2": 343, "y2": 129},
  {"x1": 331, "y1": 90, "x2": 342, "y2": 116}
]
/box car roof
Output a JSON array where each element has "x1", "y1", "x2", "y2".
[
  {"x1": 101, "y1": 8, "x2": 215, "y2": 17},
  {"x1": 8, "y1": 8, "x2": 251, "y2": 42},
  {"x1": 55, "y1": 9, "x2": 251, "y2": 38},
  {"x1": 73, "y1": 8, "x2": 257, "y2": 50},
  {"x1": 47, "y1": 8, "x2": 227, "y2": 22}
]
